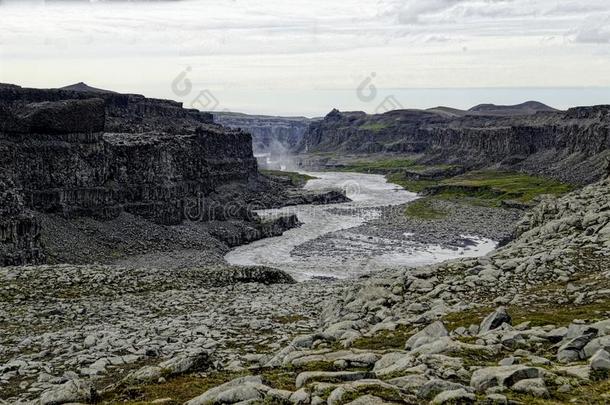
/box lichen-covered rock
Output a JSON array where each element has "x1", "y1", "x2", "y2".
[
  {"x1": 479, "y1": 307, "x2": 512, "y2": 334},
  {"x1": 184, "y1": 375, "x2": 268, "y2": 405},
  {"x1": 39, "y1": 379, "x2": 96, "y2": 405},
  {"x1": 431, "y1": 388, "x2": 476, "y2": 404},
  {"x1": 470, "y1": 365, "x2": 544, "y2": 392},
  {"x1": 405, "y1": 321, "x2": 448, "y2": 350}
]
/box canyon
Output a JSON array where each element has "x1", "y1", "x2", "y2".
[
  {"x1": 295, "y1": 105, "x2": 610, "y2": 185},
  {"x1": 0, "y1": 84, "x2": 609, "y2": 405},
  {"x1": 0, "y1": 83, "x2": 337, "y2": 267}
]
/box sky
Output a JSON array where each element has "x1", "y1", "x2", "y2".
[{"x1": 0, "y1": 0, "x2": 609, "y2": 116}]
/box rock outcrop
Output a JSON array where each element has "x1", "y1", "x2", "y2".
[
  {"x1": 296, "y1": 106, "x2": 610, "y2": 184},
  {"x1": 0, "y1": 83, "x2": 299, "y2": 265},
  {"x1": 0, "y1": 176, "x2": 44, "y2": 266}
]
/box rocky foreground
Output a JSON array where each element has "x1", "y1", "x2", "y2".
[{"x1": 4, "y1": 178, "x2": 606, "y2": 404}]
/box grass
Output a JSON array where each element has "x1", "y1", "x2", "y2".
[
  {"x1": 340, "y1": 385, "x2": 404, "y2": 403},
  {"x1": 359, "y1": 122, "x2": 390, "y2": 132},
  {"x1": 351, "y1": 325, "x2": 414, "y2": 350},
  {"x1": 100, "y1": 370, "x2": 251, "y2": 405},
  {"x1": 436, "y1": 170, "x2": 574, "y2": 204},
  {"x1": 506, "y1": 378, "x2": 610, "y2": 404},
  {"x1": 385, "y1": 172, "x2": 438, "y2": 193},
  {"x1": 260, "y1": 170, "x2": 317, "y2": 187},
  {"x1": 335, "y1": 158, "x2": 420, "y2": 173},
  {"x1": 403, "y1": 198, "x2": 448, "y2": 220},
  {"x1": 442, "y1": 298, "x2": 610, "y2": 332}
]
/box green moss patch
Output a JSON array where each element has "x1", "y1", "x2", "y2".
[
  {"x1": 403, "y1": 199, "x2": 448, "y2": 220},
  {"x1": 351, "y1": 325, "x2": 414, "y2": 351},
  {"x1": 435, "y1": 170, "x2": 573, "y2": 205}
]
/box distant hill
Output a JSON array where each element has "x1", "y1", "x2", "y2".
[
  {"x1": 60, "y1": 82, "x2": 116, "y2": 94},
  {"x1": 468, "y1": 101, "x2": 558, "y2": 116},
  {"x1": 426, "y1": 106, "x2": 468, "y2": 118}
]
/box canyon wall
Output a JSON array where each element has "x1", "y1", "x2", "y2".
[
  {"x1": 213, "y1": 112, "x2": 315, "y2": 153},
  {"x1": 296, "y1": 107, "x2": 610, "y2": 184},
  {"x1": 0, "y1": 84, "x2": 262, "y2": 264}
]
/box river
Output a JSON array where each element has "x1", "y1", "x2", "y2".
[{"x1": 225, "y1": 171, "x2": 496, "y2": 280}]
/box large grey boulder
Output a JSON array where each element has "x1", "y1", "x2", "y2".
[
  {"x1": 184, "y1": 375, "x2": 268, "y2": 405},
  {"x1": 417, "y1": 379, "x2": 471, "y2": 399},
  {"x1": 431, "y1": 388, "x2": 476, "y2": 404},
  {"x1": 583, "y1": 335, "x2": 610, "y2": 359},
  {"x1": 479, "y1": 307, "x2": 512, "y2": 334},
  {"x1": 39, "y1": 379, "x2": 96, "y2": 405},
  {"x1": 590, "y1": 349, "x2": 610, "y2": 371},
  {"x1": 124, "y1": 350, "x2": 212, "y2": 384},
  {"x1": 470, "y1": 365, "x2": 543, "y2": 392},
  {"x1": 295, "y1": 371, "x2": 373, "y2": 389},
  {"x1": 557, "y1": 331, "x2": 597, "y2": 363},
  {"x1": 405, "y1": 321, "x2": 448, "y2": 350},
  {"x1": 159, "y1": 349, "x2": 211, "y2": 375},
  {"x1": 511, "y1": 378, "x2": 549, "y2": 397}
]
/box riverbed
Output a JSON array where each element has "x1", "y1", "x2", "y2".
[{"x1": 225, "y1": 171, "x2": 497, "y2": 280}]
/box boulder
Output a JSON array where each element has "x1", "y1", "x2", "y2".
[
  {"x1": 417, "y1": 379, "x2": 471, "y2": 399},
  {"x1": 295, "y1": 371, "x2": 373, "y2": 389},
  {"x1": 470, "y1": 365, "x2": 543, "y2": 392},
  {"x1": 289, "y1": 388, "x2": 310, "y2": 404},
  {"x1": 39, "y1": 379, "x2": 97, "y2": 405},
  {"x1": 511, "y1": 378, "x2": 549, "y2": 397},
  {"x1": 158, "y1": 349, "x2": 211, "y2": 375},
  {"x1": 184, "y1": 375, "x2": 268, "y2": 405},
  {"x1": 431, "y1": 388, "x2": 476, "y2": 404},
  {"x1": 557, "y1": 332, "x2": 597, "y2": 363},
  {"x1": 583, "y1": 335, "x2": 610, "y2": 359},
  {"x1": 405, "y1": 321, "x2": 448, "y2": 350},
  {"x1": 479, "y1": 307, "x2": 512, "y2": 334},
  {"x1": 590, "y1": 349, "x2": 610, "y2": 371}
]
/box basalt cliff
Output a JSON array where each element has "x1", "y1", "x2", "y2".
[
  {"x1": 0, "y1": 83, "x2": 313, "y2": 266},
  {"x1": 296, "y1": 105, "x2": 610, "y2": 185}
]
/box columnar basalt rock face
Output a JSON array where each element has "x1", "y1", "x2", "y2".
[
  {"x1": 0, "y1": 177, "x2": 44, "y2": 266},
  {"x1": 296, "y1": 107, "x2": 610, "y2": 184},
  {"x1": 0, "y1": 84, "x2": 261, "y2": 264}
]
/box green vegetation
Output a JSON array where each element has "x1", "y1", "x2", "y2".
[
  {"x1": 403, "y1": 198, "x2": 448, "y2": 220},
  {"x1": 506, "y1": 378, "x2": 610, "y2": 405},
  {"x1": 101, "y1": 370, "x2": 251, "y2": 404},
  {"x1": 359, "y1": 122, "x2": 389, "y2": 132},
  {"x1": 340, "y1": 385, "x2": 404, "y2": 403},
  {"x1": 336, "y1": 158, "x2": 419, "y2": 173},
  {"x1": 260, "y1": 170, "x2": 317, "y2": 187},
  {"x1": 385, "y1": 172, "x2": 438, "y2": 193},
  {"x1": 438, "y1": 170, "x2": 574, "y2": 204},
  {"x1": 351, "y1": 325, "x2": 414, "y2": 350},
  {"x1": 442, "y1": 298, "x2": 610, "y2": 332}
]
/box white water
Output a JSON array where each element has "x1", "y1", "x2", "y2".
[{"x1": 225, "y1": 171, "x2": 496, "y2": 280}]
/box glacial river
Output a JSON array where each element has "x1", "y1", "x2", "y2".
[{"x1": 225, "y1": 171, "x2": 496, "y2": 280}]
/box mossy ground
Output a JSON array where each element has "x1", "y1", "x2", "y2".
[
  {"x1": 403, "y1": 198, "x2": 448, "y2": 220},
  {"x1": 436, "y1": 170, "x2": 574, "y2": 204},
  {"x1": 351, "y1": 325, "x2": 415, "y2": 350},
  {"x1": 359, "y1": 122, "x2": 390, "y2": 132}
]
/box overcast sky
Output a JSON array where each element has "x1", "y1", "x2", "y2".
[{"x1": 1, "y1": 0, "x2": 609, "y2": 116}]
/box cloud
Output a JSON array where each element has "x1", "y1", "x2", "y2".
[{"x1": 573, "y1": 17, "x2": 610, "y2": 44}]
